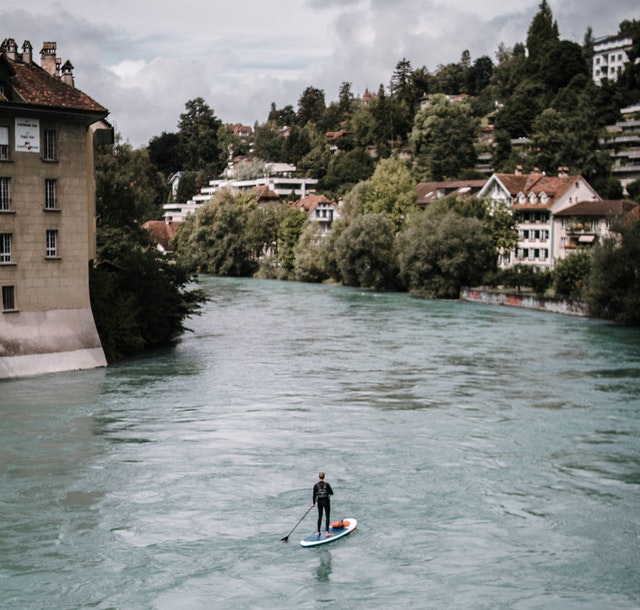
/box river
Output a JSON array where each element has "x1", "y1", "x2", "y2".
[{"x1": 1, "y1": 275, "x2": 639, "y2": 609}]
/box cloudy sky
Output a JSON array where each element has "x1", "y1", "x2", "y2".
[{"x1": 2, "y1": 0, "x2": 637, "y2": 147}]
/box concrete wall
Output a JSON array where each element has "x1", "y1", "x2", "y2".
[{"x1": 460, "y1": 288, "x2": 587, "y2": 317}]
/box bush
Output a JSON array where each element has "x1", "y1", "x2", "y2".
[
  {"x1": 552, "y1": 251, "x2": 591, "y2": 297},
  {"x1": 585, "y1": 217, "x2": 640, "y2": 324},
  {"x1": 397, "y1": 211, "x2": 494, "y2": 298},
  {"x1": 334, "y1": 214, "x2": 398, "y2": 289}
]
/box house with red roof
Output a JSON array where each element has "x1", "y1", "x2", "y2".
[
  {"x1": 0, "y1": 38, "x2": 111, "y2": 378},
  {"x1": 141, "y1": 220, "x2": 180, "y2": 254},
  {"x1": 479, "y1": 168, "x2": 602, "y2": 269},
  {"x1": 293, "y1": 194, "x2": 340, "y2": 236}
]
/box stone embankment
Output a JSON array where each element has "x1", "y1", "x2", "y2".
[{"x1": 460, "y1": 287, "x2": 587, "y2": 317}]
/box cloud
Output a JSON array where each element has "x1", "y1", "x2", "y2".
[{"x1": 2, "y1": 0, "x2": 636, "y2": 147}]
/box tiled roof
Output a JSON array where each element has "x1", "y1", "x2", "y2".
[
  {"x1": 293, "y1": 194, "x2": 333, "y2": 214},
  {"x1": 142, "y1": 220, "x2": 179, "y2": 251},
  {"x1": 250, "y1": 185, "x2": 280, "y2": 202},
  {"x1": 416, "y1": 180, "x2": 486, "y2": 205},
  {"x1": 554, "y1": 200, "x2": 638, "y2": 217},
  {"x1": 0, "y1": 50, "x2": 107, "y2": 115},
  {"x1": 325, "y1": 129, "x2": 349, "y2": 141},
  {"x1": 494, "y1": 173, "x2": 581, "y2": 210}
]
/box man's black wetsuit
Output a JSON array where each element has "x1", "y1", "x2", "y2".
[{"x1": 313, "y1": 479, "x2": 334, "y2": 533}]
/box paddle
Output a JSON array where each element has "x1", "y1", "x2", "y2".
[{"x1": 281, "y1": 505, "x2": 314, "y2": 542}]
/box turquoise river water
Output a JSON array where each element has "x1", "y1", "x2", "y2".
[{"x1": 1, "y1": 275, "x2": 639, "y2": 609}]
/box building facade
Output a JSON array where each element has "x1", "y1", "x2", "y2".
[
  {"x1": 0, "y1": 38, "x2": 110, "y2": 378},
  {"x1": 603, "y1": 104, "x2": 640, "y2": 191},
  {"x1": 592, "y1": 34, "x2": 633, "y2": 86},
  {"x1": 479, "y1": 170, "x2": 602, "y2": 270}
]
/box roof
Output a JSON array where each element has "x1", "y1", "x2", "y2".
[
  {"x1": 142, "y1": 220, "x2": 179, "y2": 252},
  {"x1": 416, "y1": 180, "x2": 486, "y2": 206},
  {"x1": 554, "y1": 200, "x2": 638, "y2": 217},
  {"x1": 293, "y1": 194, "x2": 334, "y2": 215},
  {"x1": 0, "y1": 45, "x2": 107, "y2": 116},
  {"x1": 325, "y1": 129, "x2": 349, "y2": 141},
  {"x1": 250, "y1": 185, "x2": 281, "y2": 203},
  {"x1": 490, "y1": 173, "x2": 585, "y2": 210}
]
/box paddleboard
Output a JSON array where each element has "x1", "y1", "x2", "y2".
[{"x1": 300, "y1": 518, "x2": 357, "y2": 548}]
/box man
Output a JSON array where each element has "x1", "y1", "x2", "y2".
[{"x1": 312, "y1": 471, "x2": 334, "y2": 536}]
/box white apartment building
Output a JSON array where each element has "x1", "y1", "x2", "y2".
[{"x1": 592, "y1": 34, "x2": 632, "y2": 85}]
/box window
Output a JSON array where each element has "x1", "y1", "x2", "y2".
[
  {"x1": 2, "y1": 285, "x2": 15, "y2": 311},
  {"x1": 0, "y1": 126, "x2": 8, "y2": 160},
  {"x1": 43, "y1": 129, "x2": 56, "y2": 161},
  {"x1": 0, "y1": 233, "x2": 12, "y2": 263},
  {"x1": 45, "y1": 179, "x2": 57, "y2": 209},
  {"x1": 0, "y1": 177, "x2": 9, "y2": 210},
  {"x1": 45, "y1": 229, "x2": 58, "y2": 258}
]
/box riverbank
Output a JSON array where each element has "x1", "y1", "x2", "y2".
[{"x1": 460, "y1": 287, "x2": 587, "y2": 317}]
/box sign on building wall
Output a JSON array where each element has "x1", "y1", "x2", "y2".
[{"x1": 15, "y1": 118, "x2": 40, "y2": 153}]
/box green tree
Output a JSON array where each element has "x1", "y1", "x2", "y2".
[
  {"x1": 526, "y1": 0, "x2": 559, "y2": 73},
  {"x1": 321, "y1": 148, "x2": 375, "y2": 196},
  {"x1": 297, "y1": 86, "x2": 326, "y2": 126},
  {"x1": 296, "y1": 123, "x2": 331, "y2": 178},
  {"x1": 91, "y1": 138, "x2": 203, "y2": 362},
  {"x1": 363, "y1": 157, "x2": 417, "y2": 230},
  {"x1": 178, "y1": 97, "x2": 225, "y2": 175},
  {"x1": 172, "y1": 189, "x2": 257, "y2": 276},
  {"x1": 410, "y1": 93, "x2": 477, "y2": 180},
  {"x1": 585, "y1": 216, "x2": 640, "y2": 324},
  {"x1": 582, "y1": 26, "x2": 595, "y2": 65},
  {"x1": 397, "y1": 207, "x2": 494, "y2": 298},
  {"x1": 334, "y1": 213, "x2": 397, "y2": 289},
  {"x1": 338, "y1": 81, "x2": 356, "y2": 118},
  {"x1": 277, "y1": 206, "x2": 308, "y2": 272},
  {"x1": 530, "y1": 89, "x2": 610, "y2": 180},
  {"x1": 268, "y1": 102, "x2": 297, "y2": 126},
  {"x1": 468, "y1": 55, "x2": 494, "y2": 95},
  {"x1": 553, "y1": 251, "x2": 591, "y2": 297},
  {"x1": 491, "y1": 42, "x2": 528, "y2": 100},
  {"x1": 252, "y1": 122, "x2": 287, "y2": 162},
  {"x1": 90, "y1": 229, "x2": 202, "y2": 361},
  {"x1": 391, "y1": 58, "x2": 419, "y2": 112},
  {"x1": 626, "y1": 178, "x2": 640, "y2": 202},
  {"x1": 494, "y1": 80, "x2": 551, "y2": 138},
  {"x1": 148, "y1": 131, "x2": 182, "y2": 178},
  {"x1": 293, "y1": 223, "x2": 330, "y2": 283},
  {"x1": 95, "y1": 138, "x2": 167, "y2": 228}
]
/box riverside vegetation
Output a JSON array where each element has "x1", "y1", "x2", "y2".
[{"x1": 90, "y1": 3, "x2": 640, "y2": 360}]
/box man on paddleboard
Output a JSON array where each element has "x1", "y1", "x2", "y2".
[{"x1": 312, "y1": 472, "x2": 334, "y2": 536}]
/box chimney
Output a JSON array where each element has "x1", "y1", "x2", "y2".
[
  {"x1": 4, "y1": 38, "x2": 18, "y2": 60},
  {"x1": 60, "y1": 60, "x2": 75, "y2": 87},
  {"x1": 515, "y1": 165, "x2": 522, "y2": 175},
  {"x1": 21, "y1": 40, "x2": 33, "y2": 63},
  {"x1": 557, "y1": 166, "x2": 569, "y2": 177},
  {"x1": 40, "y1": 41, "x2": 58, "y2": 76}
]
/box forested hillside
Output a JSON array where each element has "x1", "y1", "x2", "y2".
[
  {"x1": 91, "y1": 1, "x2": 640, "y2": 357},
  {"x1": 144, "y1": 3, "x2": 640, "y2": 201}
]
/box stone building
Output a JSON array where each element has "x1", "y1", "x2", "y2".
[{"x1": 0, "y1": 38, "x2": 111, "y2": 378}]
